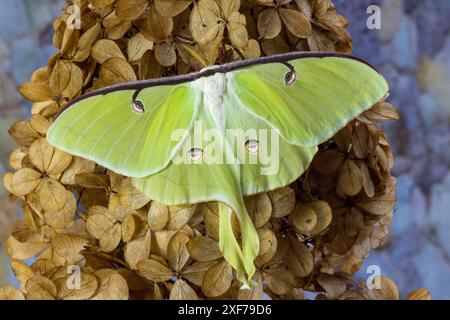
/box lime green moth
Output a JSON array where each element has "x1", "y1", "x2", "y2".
[{"x1": 47, "y1": 52, "x2": 389, "y2": 288}]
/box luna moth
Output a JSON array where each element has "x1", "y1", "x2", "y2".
[{"x1": 47, "y1": 52, "x2": 389, "y2": 288}]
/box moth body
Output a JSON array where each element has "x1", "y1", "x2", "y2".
[{"x1": 196, "y1": 72, "x2": 228, "y2": 130}]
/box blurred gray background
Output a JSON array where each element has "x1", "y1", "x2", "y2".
[{"x1": 0, "y1": 0, "x2": 450, "y2": 299}]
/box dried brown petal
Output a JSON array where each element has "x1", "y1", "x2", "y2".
[
  {"x1": 100, "y1": 58, "x2": 137, "y2": 86},
  {"x1": 360, "y1": 162, "x2": 375, "y2": 198},
  {"x1": 166, "y1": 205, "x2": 196, "y2": 231},
  {"x1": 261, "y1": 35, "x2": 290, "y2": 55},
  {"x1": 257, "y1": 8, "x2": 281, "y2": 39},
  {"x1": 170, "y1": 279, "x2": 199, "y2": 300},
  {"x1": 357, "y1": 190, "x2": 396, "y2": 216},
  {"x1": 286, "y1": 238, "x2": 313, "y2": 278},
  {"x1": 218, "y1": 0, "x2": 240, "y2": 16},
  {"x1": 31, "y1": 259, "x2": 55, "y2": 275},
  {"x1": 255, "y1": 227, "x2": 277, "y2": 266},
  {"x1": 137, "y1": 258, "x2": 173, "y2": 282},
  {"x1": 406, "y1": 288, "x2": 431, "y2": 300},
  {"x1": 190, "y1": 0, "x2": 223, "y2": 45},
  {"x1": 37, "y1": 178, "x2": 68, "y2": 213},
  {"x1": 290, "y1": 203, "x2": 318, "y2": 234},
  {"x1": 187, "y1": 236, "x2": 222, "y2": 262},
  {"x1": 10, "y1": 168, "x2": 41, "y2": 196},
  {"x1": 0, "y1": 285, "x2": 25, "y2": 300},
  {"x1": 28, "y1": 138, "x2": 53, "y2": 172},
  {"x1": 60, "y1": 157, "x2": 96, "y2": 185},
  {"x1": 99, "y1": 223, "x2": 122, "y2": 252},
  {"x1": 155, "y1": 0, "x2": 192, "y2": 18},
  {"x1": 237, "y1": 272, "x2": 264, "y2": 300},
  {"x1": 155, "y1": 41, "x2": 177, "y2": 67},
  {"x1": 92, "y1": 39, "x2": 127, "y2": 64},
  {"x1": 121, "y1": 213, "x2": 139, "y2": 242},
  {"x1": 8, "y1": 148, "x2": 27, "y2": 170},
  {"x1": 6, "y1": 234, "x2": 49, "y2": 260},
  {"x1": 50, "y1": 60, "x2": 83, "y2": 99},
  {"x1": 227, "y1": 12, "x2": 249, "y2": 49},
  {"x1": 26, "y1": 275, "x2": 57, "y2": 300},
  {"x1": 140, "y1": 6, "x2": 174, "y2": 42},
  {"x1": 167, "y1": 232, "x2": 190, "y2": 272},
  {"x1": 116, "y1": 178, "x2": 151, "y2": 209},
  {"x1": 239, "y1": 38, "x2": 261, "y2": 59},
  {"x1": 245, "y1": 193, "x2": 272, "y2": 228},
  {"x1": 374, "y1": 276, "x2": 399, "y2": 300},
  {"x1": 147, "y1": 201, "x2": 169, "y2": 231},
  {"x1": 116, "y1": 268, "x2": 148, "y2": 291},
  {"x1": 29, "y1": 115, "x2": 50, "y2": 135},
  {"x1": 8, "y1": 120, "x2": 41, "y2": 147},
  {"x1": 106, "y1": 20, "x2": 133, "y2": 40},
  {"x1": 152, "y1": 230, "x2": 177, "y2": 258},
  {"x1": 30, "y1": 138, "x2": 73, "y2": 175},
  {"x1": 44, "y1": 190, "x2": 77, "y2": 228},
  {"x1": 91, "y1": 269, "x2": 129, "y2": 300},
  {"x1": 124, "y1": 230, "x2": 152, "y2": 269},
  {"x1": 279, "y1": 8, "x2": 311, "y2": 38},
  {"x1": 307, "y1": 201, "x2": 333, "y2": 235},
  {"x1": 264, "y1": 267, "x2": 296, "y2": 295},
  {"x1": 317, "y1": 274, "x2": 347, "y2": 299},
  {"x1": 75, "y1": 172, "x2": 109, "y2": 189},
  {"x1": 312, "y1": 149, "x2": 344, "y2": 175},
  {"x1": 56, "y1": 273, "x2": 98, "y2": 300},
  {"x1": 86, "y1": 207, "x2": 114, "y2": 238},
  {"x1": 10, "y1": 259, "x2": 34, "y2": 290},
  {"x1": 202, "y1": 259, "x2": 232, "y2": 297},
  {"x1": 3, "y1": 172, "x2": 14, "y2": 194},
  {"x1": 72, "y1": 21, "x2": 101, "y2": 62},
  {"x1": 52, "y1": 233, "x2": 87, "y2": 264},
  {"x1": 202, "y1": 204, "x2": 220, "y2": 240},
  {"x1": 363, "y1": 102, "x2": 399, "y2": 121},
  {"x1": 19, "y1": 81, "x2": 53, "y2": 102},
  {"x1": 268, "y1": 187, "x2": 296, "y2": 218},
  {"x1": 116, "y1": 0, "x2": 149, "y2": 21},
  {"x1": 337, "y1": 159, "x2": 363, "y2": 197},
  {"x1": 181, "y1": 261, "x2": 216, "y2": 287},
  {"x1": 127, "y1": 32, "x2": 154, "y2": 62}
]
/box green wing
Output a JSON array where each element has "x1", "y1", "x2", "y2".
[
  {"x1": 228, "y1": 56, "x2": 388, "y2": 146},
  {"x1": 47, "y1": 85, "x2": 199, "y2": 177},
  {"x1": 133, "y1": 56, "x2": 388, "y2": 286},
  {"x1": 133, "y1": 101, "x2": 318, "y2": 287}
]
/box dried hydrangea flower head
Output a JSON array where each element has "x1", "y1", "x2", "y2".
[{"x1": 2, "y1": 0, "x2": 427, "y2": 300}]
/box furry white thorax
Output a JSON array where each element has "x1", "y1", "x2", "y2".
[{"x1": 194, "y1": 72, "x2": 228, "y2": 129}]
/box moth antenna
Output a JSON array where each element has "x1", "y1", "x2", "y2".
[{"x1": 282, "y1": 62, "x2": 297, "y2": 86}]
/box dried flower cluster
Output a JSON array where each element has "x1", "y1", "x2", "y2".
[{"x1": 0, "y1": 0, "x2": 428, "y2": 300}]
